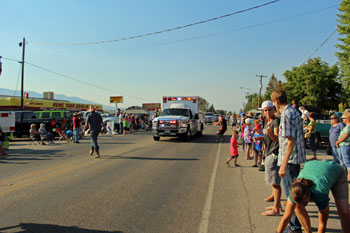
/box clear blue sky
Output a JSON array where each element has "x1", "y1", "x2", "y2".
[{"x1": 0, "y1": 0, "x2": 341, "y2": 112}]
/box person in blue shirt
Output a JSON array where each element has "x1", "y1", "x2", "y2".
[{"x1": 277, "y1": 160, "x2": 350, "y2": 233}]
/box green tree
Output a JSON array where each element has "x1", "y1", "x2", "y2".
[
  {"x1": 207, "y1": 104, "x2": 215, "y2": 113},
  {"x1": 243, "y1": 93, "x2": 259, "y2": 112},
  {"x1": 216, "y1": 109, "x2": 227, "y2": 115},
  {"x1": 263, "y1": 74, "x2": 283, "y2": 101},
  {"x1": 336, "y1": 0, "x2": 350, "y2": 104},
  {"x1": 284, "y1": 57, "x2": 341, "y2": 111}
]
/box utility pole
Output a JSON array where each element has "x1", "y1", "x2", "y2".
[
  {"x1": 19, "y1": 37, "x2": 26, "y2": 110},
  {"x1": 256, "y1": 74, "x2": 267, "y2": 107}
]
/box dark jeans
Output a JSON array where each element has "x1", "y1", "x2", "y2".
[
  {"x1": 309, "y1": 132, "x2": 317, "y2": 153},
  {"x1": 282, "y1": 163, "x2": 301, "y2": 231},
  {"x1": 119, "y1": 122, "x2": 123, "y2": 134},
  {"x1": 90, "y1": 131, "x2": 100, "y2": 151}
]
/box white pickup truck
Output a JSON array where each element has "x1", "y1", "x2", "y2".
[{"x1": 152, "y1": 96, "x2": 207, "y2": 141}]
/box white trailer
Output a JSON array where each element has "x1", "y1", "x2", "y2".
[{"x1": 0, "y1": 111, "x2": 15, "y2": 133}]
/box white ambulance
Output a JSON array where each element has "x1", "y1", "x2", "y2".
[
  {"x1": 0, "y1": 111, "x2": 16, "y2": 133},
  {"x1": 152, "y1": 96, "x2": 207, "y2": 141}
]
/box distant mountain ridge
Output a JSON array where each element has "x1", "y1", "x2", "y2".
[{"x1": 0, "y1": 88, "x2": 115, "y2": 111}]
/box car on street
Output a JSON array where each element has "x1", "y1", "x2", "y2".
[
  {"x1": 204, "y1": 112, "x2": 215, "y2": 124},
  {"x1": 214, "y1": 114, "x2": 220, "y2": 122}
]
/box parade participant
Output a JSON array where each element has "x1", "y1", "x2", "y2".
[
  {"x1": 216, "y1": 115, "x2": 227, "y2": 143},
  {"x1": 272, "y1": 90, "x2": 305, "y2": 233},
  {"x1": 226, "y1": 130, "x2": 241, "y2": 167},
  {"x1": 277, "y1": 160, "x2": 350, "y2": 233},
  {"x1": 83, "y1": 107, "x2": 106, "y2": 158},
  {"x1": 254, "y1": 100, "x2": 282, "y2": 217}
]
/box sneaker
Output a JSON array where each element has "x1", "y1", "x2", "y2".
[
  {"x1": 89, "y1": 150, "x2": 94, "y2": 156},
  {"x1": 283, "y1": 224, "x2": 302, "y2": 233},
  {"x1": 258, "y1": 165, "x2": 265, "y2": 171}
]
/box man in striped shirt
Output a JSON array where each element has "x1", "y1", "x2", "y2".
[{"x1": 271, "y1": 90, "x2": 306, "y2": 233}]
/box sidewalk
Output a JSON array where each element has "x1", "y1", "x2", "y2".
[{"x1": 223, "y1": 146, "x2": 345, "y2": 233}]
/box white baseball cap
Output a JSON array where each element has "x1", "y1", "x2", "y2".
[{"x1": 261, "y1": 100, "x2": 274, "y2": 109}]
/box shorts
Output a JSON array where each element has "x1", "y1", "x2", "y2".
[
  {"x1": 331, "y1": 166, "x2": 348, "y2": 201},
  {"x1": 230, "y1": 155, "x2": 239, "y2": 158},
  {"x1": 217, "y1": 128, "x2": 227, "y2": 135},
  {"x1": 254, "y1": 149, "x2": 263, "y2": 156},
  {"x1": 265, "y1": 153, "x2": 281, "y2": 185}
]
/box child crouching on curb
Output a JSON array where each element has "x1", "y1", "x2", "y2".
[{"x1": 226, "y1": 130, "x2": 241, "y2": 167}]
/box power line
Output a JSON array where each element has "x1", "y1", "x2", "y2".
[
  {"x1": 2, "y1": 57, "x2": 158, "y2": 102},
  {"x1": 304, "y1": 28, "x2": 338, "y2": 63},
  {"x1": 29, "y1": 0, "x2": 281, "y2": 46},
  {"x1": 71, "y1": 4, "x2": 339, "y2": 54}
]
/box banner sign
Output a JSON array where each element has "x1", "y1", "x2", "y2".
[
  {"x1": 0, "y1": 97, "x2": 103, "y2": 111},
  {"x1": 110, "y1": 96, "x2": 123, "y2": 103},
  {"x1": 142, "y1": 103, "x2": 161, "y2": 111}
]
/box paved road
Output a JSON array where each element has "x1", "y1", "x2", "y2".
[{"x1": 0, "y1": 126, "x2": 344, "y2": 233}]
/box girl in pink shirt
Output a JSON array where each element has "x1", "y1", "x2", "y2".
[{"x1": 226, "y1": 130, "x2": 241, "y2": 167}]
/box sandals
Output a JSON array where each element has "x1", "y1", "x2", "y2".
[
  {"x1": 265, "y1": 206, "x2": 283, "y2": 212},
  {"x1": 264, "y1": 196, "x2": 274, "y2": 202},
  {"x1": 261, "y1": 210, "x2": 280, "y2": 216}
]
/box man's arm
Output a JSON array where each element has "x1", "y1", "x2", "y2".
[
  {"x1": 295, "y1": 205, "x2": 312, "y2": 233},
  {"x1": 83, "y1": 117, "x2": 89, "y2": 132},
  {"x1": 279, "y1": 136, "x2": 295, "y2": 178},
  {"x1": 317, "y1": 207, "x2": 329, "y2": 233},
  {"x1": 277, "y1": 199, "x2": 296, "y2": 233}
]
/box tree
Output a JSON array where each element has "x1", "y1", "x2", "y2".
[
  {"x1": 243, "y1": 93, "x2": 259, "y2": 112},
  {"x1": 208, "y1": 104, "x2": 215, "y2": 113},
  {"x1": 216, "y1": 109, "x2": 227, "y2": 115},
  {"x1": 336, "y1": 0, "x2": 350, "y2": 102},
  {"x1": 283, "y1": 57, "x2": 342, "y2": 111},
  {"x1": 263, "y1": 74, "x2": 283, "y2": 101}
]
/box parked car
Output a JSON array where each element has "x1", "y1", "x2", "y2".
[
  {"x1": 214, "y1": 114, "x2": 220, "y2": 122},
  {"x1": 204, "y1": 112, "x2": 215, "y2": 124},
  {"x1": 35, "y1": 110, "x2": 73, "y2": 129},
  {"x1": 14, "y1": 111, "x2": 56, "y2": 137}
]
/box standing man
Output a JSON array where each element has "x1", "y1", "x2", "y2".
[
  {"x1": 272, "y1": 90, "x2": 306, "y2": 233},
  {"x1": 72, "y1": 113, "x2": 81, "y2": 143},
  {"x1": 83, "y1": 107, "x2": 106, "y2": 158}
]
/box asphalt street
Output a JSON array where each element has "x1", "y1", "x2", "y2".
[{"x1": 0, "y1": 126, "x2": 345, "y2": 233}]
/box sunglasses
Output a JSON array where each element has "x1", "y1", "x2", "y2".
[{"x1": 331, "y1": 117, "x2": 338, "y2": 120}]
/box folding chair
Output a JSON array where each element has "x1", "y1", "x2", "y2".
[
  {"x1": 56, "y1": 128, "x2": 66, "y2": 141},
  {"x1": 29, "y1": 135, "x2": 40, "y2": 145}
]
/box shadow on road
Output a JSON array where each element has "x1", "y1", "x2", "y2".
[
  {"x1": 0, "y1": 149, "x2": 65, "y2": 164},
  {"x1": 0, "y1": 223, "x2": 123, "y2": 233},
  {"x1": 157, "y1": 134, "x2": 231, "y2": 144},
  {"x1": 102, "y1": 155, "x2": 199, "y2": 161}
]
